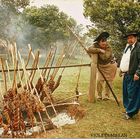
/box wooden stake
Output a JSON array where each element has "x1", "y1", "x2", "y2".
[
  {"x1": 12, "y1": 60, "x2": 18, "y2": 89},
  {"x1": 0, "y1": 81, "x2": 4, "y2": 99},
  {"x1": 19, "y1": 49, "x2": 52, "y2": 124},
  {"x1": 46, "y1": 102, "x2": 79, "y2": 108},
  {"x1": 17, "y1": 60, "x2": 24, "y2": 88},
  {"x1": 42, "y1": 48, "x2": 54, "y2": 77},
  {"x1": 18, "y1": 51, "x2": 47, "y2": 134},
  {"x1": 20, "y1": 45, "x2": 32, "y2": 81},
  {"x1": 61, "y1": 42, "x2": 78, "y2": 74},
  {"x1": 57, "y1": 93, "x2": 86, "y2": 103},
  {"x1": 29, "y1": 51, "x2": 40, "y2": 83},
  {"x1": 88, "y1": 54, "x2": 98, "y2": 103},
  {"x1": 10, "y1": 45, "x2": 15, "y2": 66},
  {"x1": 28, "y1": 51, "x2": 39, "y2": 82},
  {"x1": 0, "y1": 58, "x2": 7, "y2": 92},
  {"x1": 30, "y1": 50, "x2": 57, "y2": 117},
  {"x1": 5, "y1": 60, "x2": 12, "y2": 86},
  {"x1": 51, "y1": 46, "x2": 66, "y2": 80}
]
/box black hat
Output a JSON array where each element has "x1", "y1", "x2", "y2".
[
  {"x1": 124, "y1": 31, "x2": 139, "y2": 38},
  {"x1": 94, "y1": 32, "x2": 110, "y2": 42}
]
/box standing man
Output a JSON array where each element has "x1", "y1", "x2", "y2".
[
  {"x1": 120, "y1": 32, "x2": 140, "y2": 120},
  {"x1": 87, "y1": 32, "x2": 117, "y2": 100}
]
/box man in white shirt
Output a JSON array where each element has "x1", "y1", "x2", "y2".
[{"x1": 120, "y1": 32, "x2": 140, "y2": 120}]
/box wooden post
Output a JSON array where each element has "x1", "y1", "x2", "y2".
[{"x1": 88, "y1": 54, "x2": 98, "y2": 103}]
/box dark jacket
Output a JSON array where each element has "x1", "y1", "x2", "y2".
[{"x1": 128, "y1": 42, "x2": 140, "y2": 76}]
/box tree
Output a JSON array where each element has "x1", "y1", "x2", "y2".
[
  {"x1": 83, "y1": 0, "x2": 140, "y2": 62},
  {"x1": 22, "y1": 5, "x2": 77, "y2": 49},
  {"x1": 0, "y1": 0, "x2": 30, "y2": 44},
  {"x1": 1, "y1": 0, "x2": 29, "y2": 9}
]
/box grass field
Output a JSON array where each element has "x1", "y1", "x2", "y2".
[
  {"x1": 34, "y1": 66, "x2": 140, "y2": 139},
  {"x1": 0, "y1": 55, "x2": 140, "y2": 138}
]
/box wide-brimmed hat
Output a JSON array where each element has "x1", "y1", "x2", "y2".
[
  {"x1": 124, "y1": 31, "x2": 139, "y2": 38},
  {"x1": 94, "y1": 32, "x2": 110, "y2": 42}
]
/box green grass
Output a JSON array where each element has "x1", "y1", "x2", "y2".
[{"x1": 34, "y1": 67, "x2": 140, "y2": 138}]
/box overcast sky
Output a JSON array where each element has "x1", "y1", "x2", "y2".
[{"x1": 30, "y1": 0, "x2": 92, "y2": 26}]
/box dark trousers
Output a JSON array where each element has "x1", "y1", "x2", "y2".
[{"x1": 123, "y1": 74, "x2": 140, "y2": 117}]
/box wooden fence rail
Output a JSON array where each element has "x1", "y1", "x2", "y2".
[{"x1": 0, "y1": 63, "x2": 91, "y2": 73}]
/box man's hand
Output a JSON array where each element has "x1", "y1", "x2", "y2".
[
  {"x1": 100, "y1": 49, "x2": 105, "y2": 53},
  {"x1": 134, "y1": 74, "x2": 139, "y2": 81},
  {"x1": 119, "y1": 70, "x2": 124, "y2": 77}
]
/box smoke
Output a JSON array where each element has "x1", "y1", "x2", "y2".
[
  {"x1": 0, "y1": 4, "x2": 46, "y2": 54},
  {"x1": 0, "y1": 3, "x2": 80, "y2": 57},
  {"x1": 0, "y1": 6, "x2": 24, "y2": 44}
]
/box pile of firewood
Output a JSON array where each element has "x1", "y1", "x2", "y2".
[{"x1": 0, "y1": 43, "x2": 84, "y2": 138}]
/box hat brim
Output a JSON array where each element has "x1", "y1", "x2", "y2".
[
  {"x1": 94, "y1": 32, "x2": 110, "y2": 42},
  {"x1": 123, "y1": 32, "x2": 139, "y2": 38}
]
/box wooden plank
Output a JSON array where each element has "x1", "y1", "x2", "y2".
[{"x1": 88, "y1": 54, "x2": 98, "y2": 103}]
